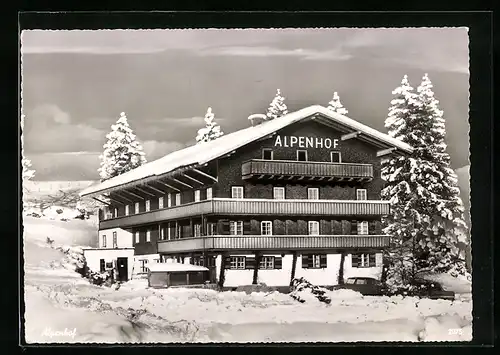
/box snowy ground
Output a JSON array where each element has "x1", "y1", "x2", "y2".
[{"x1": 23, "y1": 216, "x2": 473, "y2": 343}]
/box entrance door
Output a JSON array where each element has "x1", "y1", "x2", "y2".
[{"x1": 117, "y1": 257, "x2": 128, "y2": 282}]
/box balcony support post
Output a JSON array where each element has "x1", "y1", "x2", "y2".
[
  {"x1": 290, "y1": 251, "x2": 298, "y2": 286},
  {"x1": 252, "y1": 251, "x2": 262, "y2": 285},
  {"x1": 338, "y1": 251, "x2": 346, "y2": 285},
  {"x1": 218, "y1": 253, "x2": 227, "y2": 289}
]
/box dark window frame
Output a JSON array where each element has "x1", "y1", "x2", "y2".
[
  {"x1": 262, "y1": 148, "x2": 274, "y2": 160},
  {"x1": 296, "y1": 149, "x2": 308, "y2": 162}
]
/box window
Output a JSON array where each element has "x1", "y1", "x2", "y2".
[
  {"x1": 125, "y1": 205, "x2": 130, "y2": 216},
  {"x1": 297, "y1": 150, "x2": 308, "y2": 161},
  {"x1": 230, "y1": 221, "x2": 243, "y2": 235},
  {"x1": 273, "y1": 187, "x2": 285, "y2": 200},
  {"x1": 207, "y1": 223, "x2": 216, "y2": 236},
  {"x1": 135, "y1": 202, "x2": 140, "y2": 214},
  {"x1": 194, "y1": 224, "x2": 202, "y2": 237},
  {"x1": 308, "y1": 221, "x2": 320, "y2": 236},
  {"x1": 307, "y1": 188, "x2": 319, "y2": 200},
  {"x1": 167, "y1": 193, "x2": 172, "y2": 207},
  {"x1": 262, "y1": 149, "x2": 273, "y2": 160},
  {"x1": 146, "y1": 230, "x2": 151, "y2": 242},
  {"x1": 259, "y1": 256, "x2": 275, "y2": 269},
  {"x1": 160, "y1": 228, "x2": 165, "y2": 240},
  {"x1": 206, "y1": 187, "x2": 213, "y2": 199},
  {"x1": 175, "y1": 193, "x2": 181, "y2": 205},
  {"x1": 230, "y1": 256, "x2": 246, "y2": 270},
  {"x1": 112, "y1": 232, "x2": 117, "y2": 248},
  {"x1": 357, "y1": 221, "x2": 369, "y2": 235},
  {"x1": 352, "y1": 253, "x2": 375, "y2": 268},
  {"x1": 159, "y1": 197, "x2": 164, "y2": 209},
  {"x1": 114, "y1": 208, "x2": 118, "y2": 218},
  {"x1": 134, "y1": 232, "x2": 139, "y2": 244},
  {"x1": 167, "y1": 226, "x2": 172, "y2": 240},
  {"x1": 102, "y1": 235, "x2": 107, "y2": 248},
  {"x1": 194, "y1": 190, "x2": 201, "y2": 202},
  {"x1": 102, "y1": 207, "x2": 109, "y2": 220},
  {"x1": 312, "y1": 254, "x2": 321, "y2": 268},
  {"x1": 99, "y1": 259, "x2": 105, "y2": 272},
  {"x1": 145, "y1": 200, "x2": 151, "y2": 212},
  {"x1": 356, "y1": 189, "x2": 367, "y2": 201},
  {"x1": 302, "y1": 254, "x2": 327, "y2": 269},
  {"x1": 231, "y1": 186, "x2": 244, "y2": 199},
  {"x1": 139, "y1": 259, "x2": 149, "y2": 273},
  {"x1": 331, "y1": 151, "x2": 342, "y2": 163},
  {"x1": 261, "y1": 221, "x2": 273, "y2": 236}
]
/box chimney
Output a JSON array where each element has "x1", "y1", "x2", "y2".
[{"x1": 248, "y1": 113, "x2": 266, "y2": 127}]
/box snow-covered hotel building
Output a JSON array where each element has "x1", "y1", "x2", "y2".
[{"x1": 80, "y1": 105, "x2": 412, "y2": 287}]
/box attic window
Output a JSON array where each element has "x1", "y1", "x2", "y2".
[
  {"x1": 262, "y1": 149, "x2": 273, "y2": 160},
  {"x1": 297, "y1": 150, "x2": 308, "y2": 162},
  {"x1": 331, "y1": 151, "x2": 341, "y2": 163}
]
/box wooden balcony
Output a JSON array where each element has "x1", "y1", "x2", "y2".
[
  {"x1": 157, "y1": 235, "x2": 390, "y2": 253},
  {"x1": 242, "y1": 159, "x2": 373, "y2": 182},
  {"x1": 100, "y1": 198, "x2": 390, "y2": 229}
]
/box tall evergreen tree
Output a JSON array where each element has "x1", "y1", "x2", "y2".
[
  {"x1": 382, "y1": 74, "x2": 468, "y2": 291},
  {"x1": 196, "y1": 107, "x2": 224, "y2": 144},
  {"x1": 98, "y1": 112, "x2": 147, "y2": 182},
  {"x1": 327, "y1": 92, "x2": 349, "y2": 115},
  {"x1": 412, "y1": 73, "x2": 468, "y2": 277},
  {"x1": 265, "y1": 89, "x2": 288, "y2": 120}
]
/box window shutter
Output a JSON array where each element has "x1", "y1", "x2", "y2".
[
  {"x1": 369, "y1": 254, "x2": 376, "y2": 267},
  {"x1": 320, "y1": 255, "x2": 328, "y2": 268},
  {"x1": 274, "y1": 257, "x2": 282, "y2": 269},
  {"x1": 351, "y1": 254, "x2": 360, "y2": 267},
  {"x1": 375, "y1": 220, "x2": 382, "y2": 235},
  {"x1": 224, "y1": 256, "x2": 232, "y2": 269},
  {"x1": 351, "y1": 220, "x2": 357, "y2": 235},
  {"x1": 368, "y1": 220, "x2": 377, "y2": 235},
  {"x1": 341, "y1": 220, "x2": 350, "y2": 234},
  {"x1": 243, "y1": 220, "x2": 252, "y2": 234},
  {"x1": 332, "y1": 220, "x2": 342, "y2": 235},
  {"x1": 302, "y1": 254, "x2": 309, "y2": 269},
  {"x1": 220, "y1": 220, "x2": 230, "y2": 234},
  {"x1": 245, "y1": 257, "x2": 256, "y2": 270}
]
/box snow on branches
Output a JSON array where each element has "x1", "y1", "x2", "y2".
[
  {"x1": 265, "y1": 89, "x2": 288, "y2": 120},
  {"x1": 98, "y1": 112, "x2": 147, "y2": 182},
  {"x1": 196, "y1": 107, "x2": 224, "y2": 144},
  {"x1": 327, "y1": 92, "x2": 348, "y2": 115},
  {"x1": 382, "y1": 74, "x2": 468, "y2": 287}
]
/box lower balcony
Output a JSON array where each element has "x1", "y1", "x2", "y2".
[
  {"x1": 100, "y1": 198, "x2": 390, "y2": 229},
  {"x1": 157, "y1": 235, "x2": 390, "y2": 253}
]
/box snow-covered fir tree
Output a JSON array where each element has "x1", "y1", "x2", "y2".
[
  {"x1": 327, "y1": 92, "x2": 349, "y2": 115},
  {"x1": 412, "y1": 73, "x2": 468, "y2": 277},
  {"x1": 98, "y1": 112, "x2": 147, "y2": 182},
  {"x1": 265, "y1": 89, "x2": 288, "y2": 120},
  {"x1": 381, "y1": 74, "x2": 468, "y2": 290},
  {"x1": 195, "y1": 107, "x2": 224, "y2": 144}
]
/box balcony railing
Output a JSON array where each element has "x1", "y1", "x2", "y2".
[
  {"x1": 242, "y1": 159, "x2": 373, "y2": 181},
  {"x1": 99, "y1": 198, "x2": 390, "y2": 229},
  {"x1": 157, "y1": 235, "x2": 390, "y2": 253}
]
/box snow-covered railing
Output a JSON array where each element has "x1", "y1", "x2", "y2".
[
  {"x1": 100, "y1": 198, "x2": 390, "y2": 229},
  {"x1": 157, "y1": 235, "x2": 390, "y2": 253}
]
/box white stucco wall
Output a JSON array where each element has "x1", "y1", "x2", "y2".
[
  {"x1": 98, "y1": 228, "x2": 133, "y2": 248},
  {"x1": 132, "y1": 253, "x2": 161, "y2": 276},
  {"x1": 83, "y1": 248, "x2": 135, "y2": 280},
  {"x1": 217, "y1": 252, "x2": 384, "y2": 287}
]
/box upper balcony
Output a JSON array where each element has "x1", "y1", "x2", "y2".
[
  {"x1": 241, "y1": 159, "x2": 373, "y2": 182},
  {"x1": 157, "y1": 234, "x2": 390, "y2": 253},
  {"x1": 99, "y1": 198, "x2": 390, "y2": 230}
]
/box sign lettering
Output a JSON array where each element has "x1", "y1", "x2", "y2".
[{"x1": 274, "y1": 135, "x2": 339, "y2": 149}]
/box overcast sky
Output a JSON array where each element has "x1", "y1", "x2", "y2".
[{"x1": 20, "y1": 28, "x2": 470, "y2": 181}]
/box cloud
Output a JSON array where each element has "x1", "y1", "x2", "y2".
[
  {"x1": 29, "y1": 152, "x2": 101, "y2": 181},
  {"x1": 199, "y1": 46, "x2": 352, "y2": 61},
  {"x1": 142, "y1": 140, "x2": 186, "y2": 161},
  {"x1": 22, "y1": 104, "x2": 106, "y2": 154}
]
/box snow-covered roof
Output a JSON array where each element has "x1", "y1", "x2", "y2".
[
  {"x1": 80, "y1": 105, "x2": 413, "y2": 197},
  {"x1": 148, "y1": 263, "x2": 209, "y2": 272}
]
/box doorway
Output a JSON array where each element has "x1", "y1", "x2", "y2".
[{"x1": 117, "y1": 257, "x2": 129, "y2": 282}]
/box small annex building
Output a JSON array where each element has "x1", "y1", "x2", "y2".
[{"x1": 147, "y1": 262, "x2": 209, "y2": 288}]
